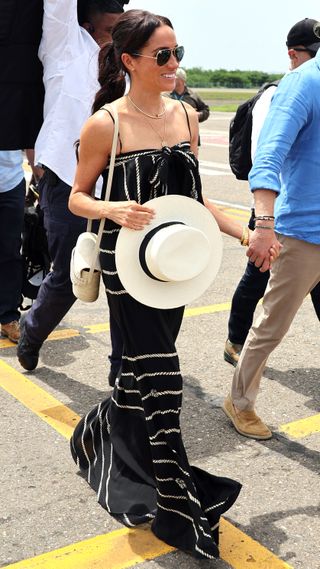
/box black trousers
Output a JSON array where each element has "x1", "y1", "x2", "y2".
[
  {"x1": 0, "y1": 178, "x2": 25, "y2": 323},
  {"x1": 24, "y1": 170, "x2": 123, "y2": 368}
]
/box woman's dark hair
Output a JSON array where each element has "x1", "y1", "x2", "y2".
[{"x1": 92, "y1": 9, "x2": 173, "y2": 113}]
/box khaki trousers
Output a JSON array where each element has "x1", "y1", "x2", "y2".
[{"x1": 231, "y1": 234, "x2": 320, "y2": 411}]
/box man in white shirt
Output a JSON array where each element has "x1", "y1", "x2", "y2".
[
  {"x1": 224, "y1": 18, "x2": 320, "y2": 369},
  {"x1": 18, "y1": 0, "x2": 127, "y2": 375}
]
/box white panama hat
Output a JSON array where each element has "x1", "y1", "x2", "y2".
[{"x1": 115, "y1": 195, "x2": 223, "y2": 309}]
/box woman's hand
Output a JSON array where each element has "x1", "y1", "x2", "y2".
[
  {"x1": 269, "y1": 242, "x2": 282, "y2": 263},
  {"x1": 247, "y1": 229, "x2": 282, "y2": 267},
  {"x1": 103, "y1": 200, "x2": 155, "y2": 230},
  {"x1": 247, "y1": 229, "x2": 282, "y2": 272}
]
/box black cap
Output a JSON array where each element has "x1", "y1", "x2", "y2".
[
  {"x1": 106, "y1": 0, "x2": 129, "y2": 12},
  {"x1": 286, "y1": 18, "x2": 320, "y2": 54},
  {"x1": 78, "y1": 0, "x2": 129, "y2": 24}
]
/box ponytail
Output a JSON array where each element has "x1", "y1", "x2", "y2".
[
  {"x1": 92, "y1": 43, "x2": 126, "y2": 113},
  {"x1": 92, "y1": 10, "x2": 174, "y2": 114}
]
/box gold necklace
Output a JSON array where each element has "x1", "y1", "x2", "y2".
[
  {"x1": 127, "y1": 94, "x2": 166, "y2": 119},
  {"x1": 143, "y1": 112, "x2": 167, "y2": 147}
]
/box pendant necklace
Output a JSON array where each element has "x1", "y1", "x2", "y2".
[
  {"x1": 127, "y1": 94, "x2": 166, "y2": 119},
  {"x1": 128, "y1": 95, "x2": 167, "y2": 147},
  {"x1": 144, "y1": 112, "x2": 167, "y2": 147}
]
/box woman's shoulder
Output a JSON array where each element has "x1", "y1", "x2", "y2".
[
  {"x1": 164, "y1": 95, "x2": 197, "y2": 118},
  {"x1": 79, "y1": 100, "x2": 124, "y2": 150},
  {"x1": 83, "y1": 97, "x2": 125, "y2": 134}
]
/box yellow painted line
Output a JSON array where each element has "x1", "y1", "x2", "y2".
[
  {"x1": 0, "y1": 364, "x2": 293, "y2": 569},
  {"x1": 84, "y1": 322, "x2": 110, "y2": 334},
  {"x1": 217, "y1": 206, "x2": 250, "y2": 219},
  {"x1": 0, "y1": 303, "x2": 231, "y2": 349},
  {"x1": 220, "y1": 519, "x2": 293, "y2": 569},
  {"x1": 0, "y1": 337, "x2": 16, "y2": 349},
  {"x1": 48, "y1": 329, "x2": 80, "y2": 340},
  {"x1": 0, "y1": 360, "x2": 79, "y2": 439},
  {"x1": 81, "y1": 306, "x2": 232, "y2": 329},
  {"x1": 0, "y1": 517, "x2": 293, "y2": 569},
  {"x1": 279, "y1": 413, "x2": 320, "y2": 439},
  {"x1": 185, "y1": 301, "x2": 231, "y2": 317},
  {"x1": 3, "y1": 302, "x2": 319, "y2": 442},
  {"x1": 0, "y1": 304, "x2": 230, "y2": 350},
  {"x1": 226, "y1": 214, "x2": 251, "y2": 222},
  {"x1": 0, "y1": 328, "x2": 79, "y2": 350},
  {"x1": 0, "y1": 526, "x2": 174, "y2": 569}
]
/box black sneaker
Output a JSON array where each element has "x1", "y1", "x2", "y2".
[{"x1": 17, "y1": 325, "x2": 41, "y2": 371}]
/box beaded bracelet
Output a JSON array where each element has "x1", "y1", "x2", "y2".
[
  {"x1": 254, "y1": 215, "x2": 275, "y2": 221},
  {"x1": 255, "y1": 225, "x2": 274, "y2": 230},
  {"x1": 240, "y1": 226, "x2": 249, "y2": 246}
]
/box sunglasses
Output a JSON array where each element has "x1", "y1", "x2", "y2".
[
  {"x1": 291, "y1": 46, "x2": 316, "y2": 57},
  {"x1": 132, "y1": 45, "x2": 185, "y2": 66}
]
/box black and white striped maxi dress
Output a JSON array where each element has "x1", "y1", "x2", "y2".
[{"x1": 70, "y1": 142, "x2": 241, "y2": 560}]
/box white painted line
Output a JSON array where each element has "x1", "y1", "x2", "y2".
[
  {"x1": 200, "y1": 167, "x2": 230, "y2": 177},
  {"x1": 208, "y1": 198, "x2": 251, "y2": 211},
  {"x1": 200, "y1": 160, "x2": 231, "y2": 172},
  {"x1": 201, "y1": 143, "x2": 227, "y2": 148}
]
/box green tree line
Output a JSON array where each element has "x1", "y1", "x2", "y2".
[{"x1": 186, "y1": 68, "x2": 282, "y2": 88}]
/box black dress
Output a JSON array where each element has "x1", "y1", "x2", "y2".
[{"x1": 70, "y1": 140, "x2": 241, "y2": 560}]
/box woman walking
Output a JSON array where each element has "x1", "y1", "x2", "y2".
[{"x1": 68, "y1": 9, "x2": 243, "y2": 560}]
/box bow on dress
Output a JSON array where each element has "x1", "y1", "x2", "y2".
[{"x1": 148, "y1": 144, "x2": 202, "y2": 201}]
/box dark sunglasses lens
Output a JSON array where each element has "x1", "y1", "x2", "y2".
[
  {"x1": 157, "y1": 49, "x2": 171, "y2": 66},
  {"x1": 156, "y1": 46, "x2": 185, "y2": 65},
  {"x1": 175, "y1": 46, "x2": 184, "y2": 62}
]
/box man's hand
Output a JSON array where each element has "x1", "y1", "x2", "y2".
[{"x1": 247, "y1": 228, "x2": 281, "y2": 272}]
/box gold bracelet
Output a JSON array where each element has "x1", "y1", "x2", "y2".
[{"x1": 240, "y1": 226, "x2": 249, "y2": 246}]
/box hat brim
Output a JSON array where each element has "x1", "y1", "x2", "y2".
[{"x1": 115, "y1": 195, "x2": 223, "y2": 309}]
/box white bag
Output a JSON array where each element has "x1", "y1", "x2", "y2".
[
  {"x1": 70, "y1": 232, "x2": 101, "y2": 302},
  {"x1": 70, "y1": 103, "x2": 119, "y2": 303}
]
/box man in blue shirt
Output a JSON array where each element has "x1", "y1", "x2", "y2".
[
  {"x1": 223, "y1": 24, "x2": 320, "y2": 439},
  {"x1": 224, "y1": 18, "x2": 320, "y2": 368}
]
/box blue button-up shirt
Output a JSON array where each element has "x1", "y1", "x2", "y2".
[
  {"x1": 249, "y1": 51, "x2": 320, "y2": 245},
  {"x1": 0, "y1": 151, "x2": 23, "y2": 193}
]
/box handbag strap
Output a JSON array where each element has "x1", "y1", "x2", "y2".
[{"x1": 87, "y1": 103, "x2": 119, "y2": 275}]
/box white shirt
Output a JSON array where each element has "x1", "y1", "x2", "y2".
[
  {"x1": 35, "y1": 0, "x2": 100, "y2": 186},
  {"x1": 251, "y1": 85, "x2": 277, "y2": 161}
]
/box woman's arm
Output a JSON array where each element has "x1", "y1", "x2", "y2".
[
  {"x1": 204, "y1": 197, "x2": 281, "y2": 269},
  {"x1": 69, "y1": 109, "x2": 155, "y2": 230},
  {"x1": 189, "y1": 109, "x2": 200, "y2": 157},
  {"x1": 204, "y1": 198, "x2": 243, "y2": 239}
]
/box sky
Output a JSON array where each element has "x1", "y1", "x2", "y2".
[{"x1": 127, "y1": 0, "x2": 320, "y2": 73}]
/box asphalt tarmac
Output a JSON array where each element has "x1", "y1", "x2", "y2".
[{"x1": 0, "y1": 114, "x2": 319, "y2": 569}]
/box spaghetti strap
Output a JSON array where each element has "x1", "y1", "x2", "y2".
[
  {"x1": 180, "y1": 101, "x2": 192, "y2": 140},
  {"x1": 100, "y1": 105, "x2": 123, "y2": 152}
]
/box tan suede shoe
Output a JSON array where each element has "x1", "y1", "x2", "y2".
[
  {"x1": 223, "y1": 395, "x2": 272, "y2": 440},
  {"x1": 1, "y1": 320, "x2": 20, "y2": 343},
  {"x1": 224, "y1": 339, "x2": 243, "y2": 367}
]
